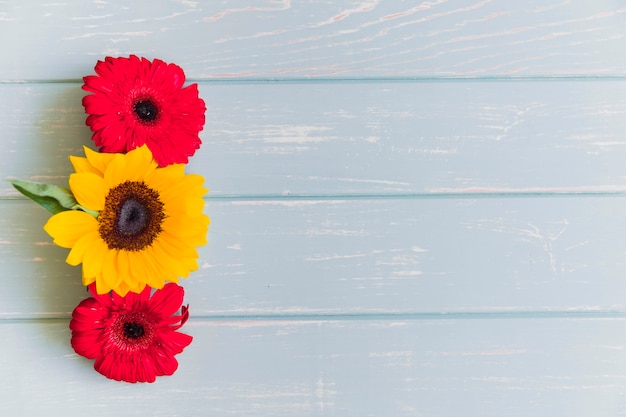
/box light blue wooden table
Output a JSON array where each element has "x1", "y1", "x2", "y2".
[{"x1": 3, "y1": 1, "x2": 626, "y2": 415}]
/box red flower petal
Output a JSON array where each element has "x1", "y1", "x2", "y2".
[
  {"x1": 148, "y1": 283, "x2": 185, "y2": 317},
  {"x1": 70, "y1": 283, "x2": 192, "y2": 383},
  {"x1": 82, "y1": 55, "x2": 206, "y2": 166},
  {"x1": 161, "y1": 331, "x2": 193, "y2": 355},
  {"x1": 70, "y1": 330, "x2": 102, "y2": 359}
]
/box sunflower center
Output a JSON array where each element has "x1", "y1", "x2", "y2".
[
  {"x1": 118, "y1": 198, "x2": 148, "y2": 236},
  {"x1": 123, "y1": 322, "x2": 145, "y2": 339},
  {"x1": 133, "y1": 99, "x2": 159, "y2": 123},
  {"x1": 98, "y1": 181, "x2": 165, "y2": 251}
]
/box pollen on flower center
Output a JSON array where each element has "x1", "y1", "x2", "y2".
[
  {"x1": 98, "y1": 181, "x2": 165, "y2": 251},
  {"x1": 133, "y1": 99, "x2": 159, "y2": 123}
]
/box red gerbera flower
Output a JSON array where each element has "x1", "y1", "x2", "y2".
[
  {"x1": 70, "y1": 282, "x2": 193, "y2": 383},
  {"x1": 82, "y1": 55, "x2": 206, "y2": 166}
]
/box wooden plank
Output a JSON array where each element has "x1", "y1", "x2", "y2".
[
  {"x1": 4, "y1": 80, "x2": 626, "y2": 198},
  {"x1": 4, "y1": 195, "x2": 626, "y2": 318},
  {"x1": 3, "y1": 317, "x2": 626, "y2": 416},
  {"x1": 2, "y1": 0, "x2": 626, "y2": 80}
]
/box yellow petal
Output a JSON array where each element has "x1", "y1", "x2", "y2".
[
  {"x1": 145, "y1": 163, "x2": 185, "y2": 191},
  {"x1": 116, "y1": 250, "x2": 135, "y2": 291},
  {"x1": 102, "y1": 146, "x2": 157, "y2": 190},
  {"x1": 114, "y1": 281, "x2": 132, "y2": 297},
  {"x1": 186, "y1": 197, "x2": 207, "y2": 216},
  {"x1": 162, "y1": 214, "x2": 209, "y2": 239},
  {"x1": 164, "y1": 195, "x2": 206, "y2": 217},
  {"x1": 124, "y1": 144, "x2": 158, "y2": 181},
  {"x1": 128, "y1": 251, "x2": 163, "y2": 290},
  {"x1": 103, "y1": 153, "x2": 126, "y2": 191},
  {"x1": 81, "y1": 272, "x2": 96, "y2": 287},
  {"x1": 82, "y1": 236, "x2": 108, "y2": 279},
  {"x1": 157, "y1": 241, "x2": 193, "y2": 276},
  {"x1": 84, "y1": 146, "x2": 116, "y2": 176},
  {"x1": 183, "y1": 257, "x2": 199, "y2": 273},
  {"x1": 43, "y1": 210, "x2": 98, "y2": 248},
  {"x1": 158, "y1": 174, "x2": 207, "y2": 204},
  {"x1": 128, "y1": 280, "x2": 147, "y2": 294},
  {"x1": 95, "y1": 273, "x2": 112, "y2": 295},
  {"x1": 157, "y1": 231, "x2": 199, "y2": 258},
  {"x1": 70, "y1": 156, "x2": 99, "y2": 175},
  {"x1": 101, "y1": 249, "x2": 123, "y2": 291},
  {"x1": 145, "y1": 245, "x2": 180, "y2": 282},
  {"x1": 69, "y1": 172, "x2": 105, "y2": 210},
  {"x1": 66, "y1": 230, "x2": 99, "y2": 266}
]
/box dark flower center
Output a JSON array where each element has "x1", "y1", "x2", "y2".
[
  {"x1": 111, "y1": 312, "x2": 155, "y2": 351},
  {"x1": 98, "y1": 181, "x2": 165, "y2": 251},
  {"x1": 133, "y1": 99, "x2": 159, "y2": 123},
  {"x1": 123, "y1": 322, "x2": 145, "y2": 339},
  {"x1": 117, "y1": 199, "x2": 148, "y2": 236}
]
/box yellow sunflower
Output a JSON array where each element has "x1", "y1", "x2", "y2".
[{"x1": 44, "y1": 145, "x2": 209, "y2": 296}]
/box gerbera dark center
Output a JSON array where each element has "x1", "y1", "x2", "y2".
[
  {"x1": 111, "y1": 312, "x2": 155, "y2": 351},
  {"x1": 134, "y1": 99, "x2": 159, "y2": 123},
  {"x1": 123, "y1": 322, "x2": 145, "y2": 339},
  {"x1": 99, "y1": 181, "x2": 165, "y2": 251}
]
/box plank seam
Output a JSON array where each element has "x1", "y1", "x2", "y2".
[
  {"x1": 5, "y1": 311, "x2": 626, "y2": 323},
  {"x1": 5, "y1": 75, "x2": 626, "y2": 85},
  {"x1": 5, "y1": 192, "x2": 626, "y2": 202}
]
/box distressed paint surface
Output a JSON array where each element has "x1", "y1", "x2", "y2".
[
  {"x1": 2, "y1": 0, "x2": 626, "y2": 416},
  {"x1": 3, "y1": 81, "x2": 626, "y2": 197},
  {"x1": 5, "y1": 318, "x2": 626, "y2": 417},
  {"x1": 3, "y1": 197, "x2": 626, "y2": 319},
  {"x1": 1, "y1": 0, "x2": 626, "y2": 79}
]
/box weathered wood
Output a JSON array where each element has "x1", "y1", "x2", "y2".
[
  {"x1": 1, "y1": 0, "x2": 626, "y2": 80},
  {"x1": 3, "y1": 195, "x2": 626, "y2": 319},
  {"x1": 3, "y1": 0, "x2": 626, "y2": 415},
  {"x1": 4, "y1": 317, "x2": 626, "y2": 417},
  {"x1": 4, "y1": 81, "x2": 626, "y2": 197}
]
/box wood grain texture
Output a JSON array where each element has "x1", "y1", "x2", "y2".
[
  {"x1": 4, "y1": 318, "x2": 626, "y2": 417},
  {"x1": 3, "y1": 196, "x2": 626, "y2": 319},
  {"x1": 2, "y1": 0, "x2": 626, "y2": 80},
  {"x1": 3, "y1": 0, "x2": 626, "y2": 415},
  {"x1": 4, "y1": 80, "x2": 626, "y2": 197}
]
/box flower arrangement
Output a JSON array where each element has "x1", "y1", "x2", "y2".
[{"x1": 10, "y1": 56, "x2": 209, "y2": 383}]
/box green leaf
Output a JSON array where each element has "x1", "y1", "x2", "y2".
[{"x1": 9, "y1": 179, "x2": 80, "y2": 215}]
